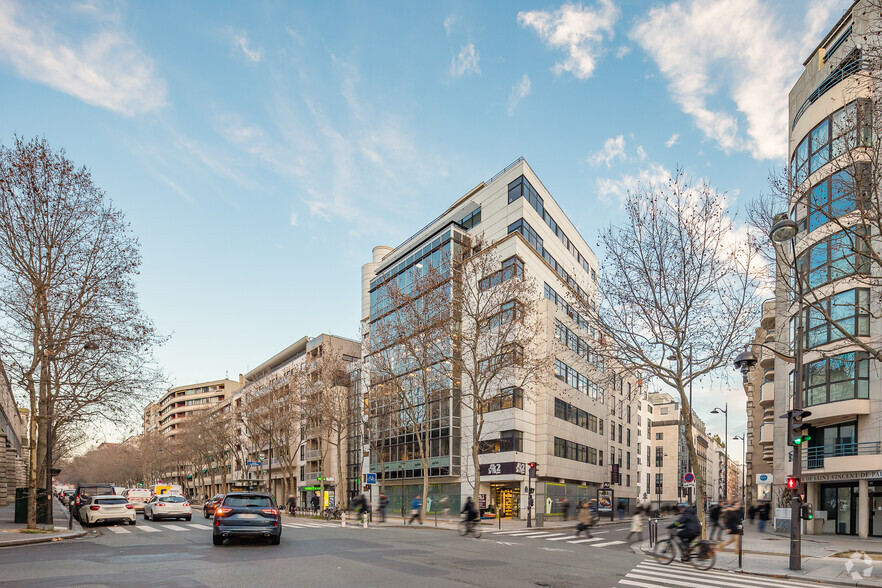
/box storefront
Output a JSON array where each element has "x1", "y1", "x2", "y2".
[
  {"x1": 491, "y1": 483, "x2": 520, "y2": 518},
  {"x1": 803, "y1": 470, "x2": 882, "y2": 538}
]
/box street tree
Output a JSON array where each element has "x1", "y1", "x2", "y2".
[
  {"x1": 585, "y1": 172, "x2": 762, "y2": 534},
  {"x1": 0, "y1": 136, "x2": 163, "y2": 528}
]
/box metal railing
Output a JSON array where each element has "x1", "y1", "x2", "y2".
[{"x1": 803, "y1": 441, "x2": 881, "y2": 469}]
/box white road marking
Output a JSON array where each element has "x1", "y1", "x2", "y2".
[
  {"x1": 134, "y1": 526, "x2": 160, "y2": 533},
  {"x1": 632, "y1": 562, "x2": 824, "y2": 588},
  {"x1": 568, "y1": 537, "x2": 602, "y2": 544},
  {"x1": 162, "y1": 524, "x2": 188, "y2": 531},
  {"x1": 590, "y1": 540, "x2": 625, "y2": 547},
  {"x1": 106, "y1": 527, "x2": 131, "y2": 534},
  {"x1": 187, "y1": 524, "x2": 207, "y2": 530},
  {"x1": 546, "y1": 535, "x2": 577, "y2": 541}
]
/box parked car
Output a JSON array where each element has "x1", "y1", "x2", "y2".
[
  {"x1": 144, "y1": 494, "x2": 192, "y2": 521},
  {"x1": 203, "y1": 494, "x2": 225, "y2": 519},
  {"x1": 61, "y1": 489, "x2": 76, "y2": 506},
  {"x1": 123, "y1": 488, "x2": 152, "y2": 512},
  {"x1": 213, "y1": 492, "x2": 281, "y2": 546},
  {"x1": 72, "y1": 484, "x2": 116, "y2": 521},
  {"x1": 79, "y1": 495, "x2": 136, "y2": 527}
]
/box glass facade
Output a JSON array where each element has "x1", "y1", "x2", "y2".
[{"x1": 803, "y1": 352, "x2": 870, "y2": 406}]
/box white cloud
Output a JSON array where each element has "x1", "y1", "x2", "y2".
[
  {"x1": 507, "y1": 74, "x2": 532, "y2": 116},
  {"x1": 614, "y1": 45, "x2": 630, "y2": 59},
  {"x1": 233, "y1": 30, "x2": 262, "y2": 63},
  {"x1": 289, "y1": 212, "x2": 297, "y2": 226},
  {"x1": 0, "y1": 0, "x2": 166, "y2": 115},
  {"x1": 448, "y1": 43, "x2": 480, "y2": 79},
  {"x1": 588, "y1": 135, "x2": 626, "y2": 167},
  {"x1": 636, "y1": 145, "x2": 648, "y2": 160},
  {"x1": 518, "y1": 0, "x2": 619, "y2": 80},
  {"x1": 596, "y1": 162, "x2": 671, "y2": 206},
  {"x1": 665, "y1": 133, "x2": 680, "y2": 148},
  {"x1": 632, "y1": 0, "x2": 843, "y2": 160},
  {"x1": 443, "y1": 14, "x2": 458, "y2": 36}
]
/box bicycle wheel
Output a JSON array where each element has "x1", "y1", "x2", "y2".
[
  {"x1": 652, "y1": 539, "x2": 675, "y2": 565},
  {"x1": 458, "y1": 520, "x2": 469, "y2": 536},
  {"x1": 689, "y1": 543, "x2": 716, "y2": 571},
  {"x1": 471, "y1": 524, "x2": 482, "y2": 539}
]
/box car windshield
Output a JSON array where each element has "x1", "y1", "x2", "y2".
[
  {"x1": 162, "y1": 496, "x2": 186, "y2": 503},
  {"x1": 80, "y1": 487, "x2": 113, "y2": 498},
  {"x1": 225, "y1": 496, "x2": 272, "y2": 508},
  {"x1": 96, "y1": 498, "x2": 128, "y2": 505}
]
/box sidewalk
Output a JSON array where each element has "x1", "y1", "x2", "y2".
[
  {"x1": 641, "y1": 522, "x2": 882, "y2": 587},
  {"x1": 0, "y1": 496, "x2": 85, "y2": 547}
]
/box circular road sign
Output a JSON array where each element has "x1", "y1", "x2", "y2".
[{"x1": 684, "y1": 472, "x2": 695, "y2": 483}]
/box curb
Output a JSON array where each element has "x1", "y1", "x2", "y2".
[{"x1": 0, "y1": 531, "x2": 87, "y2": 548}]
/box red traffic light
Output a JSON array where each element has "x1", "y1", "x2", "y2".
[
  {"x1": 528, "y1": 462, "x2": 537, "y2": 467},
  {"x1": 786, "y1": 477, "x2": 800, "y2": 491}
]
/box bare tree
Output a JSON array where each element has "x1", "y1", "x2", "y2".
[
  {"x1": 0, "y1": 136, "x2": 164, "y2": 528},
  {"x1": 454, "y1": 238, "x2": 549, "y2": 502},
  {"x1": 584, "y1": 172, "x2": 762, "y2": 535}
]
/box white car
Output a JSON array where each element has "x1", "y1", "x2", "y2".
[
  {"x1": 123, "y1": 488, "x2": 152, "y2": 512},
  {"x1": 80, "y1": 495, "x2": 136, "y2": 526},
  {"x1": 144, "y1": 494, "x2": 192, "y2": 521}
]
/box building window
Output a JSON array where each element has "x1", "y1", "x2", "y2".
[
  {"x1": 655, "y1": 446, "x2": 664, "y2": 467},
  {"x1": 554, "y1": 397, "x2": 600, "y2": 433},
  {"x1": 656, "y1": 432, "x2": 663, "y2": 440},
  {"x1": 480, "y1": 256, "x2": 524, "y2": 290},
  {"x1": 626, "y1": 475, "x2": 631, "y2": 487},
  {"x1": 791, "y1": 99, "x2": 870, "y2": 185},
  {"x1": 660, "y1": 407, "x2": 669, "y2": 415},
  {"x1": 627, "y1": 428, "x2": 631, "y2": 446},
  {"x1": 479, "y1": 430, "x2": 524, "y2": 453},
  {"x1": 804, "y1": 288, "x2": 870, "y2": 348},
  {"x1": 807, "y1": 166, "x2": 868, "y2": 232},
  {"x1": 798, "y1": 227, "x2": 869, "y2": 290},
  {"x1": 553, "y1": 436, "x2": 598, "y2": 465},
  {"x1": 482, "y1": 387, "x2": 524, "y2": 413},
  {"x1": 460, "y1": 207, "x2": 481, "y2": 230},
  {"x1": 803, "y1": 352, "x2": 870, "y2": 406},
  {"x1": 554, "y1": 358, "x2": 602, "y2": 400},
  {"x1": 626, "y1": 451, "x2": 631, "y2": 470}
]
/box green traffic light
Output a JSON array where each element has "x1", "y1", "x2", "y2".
[{"x1": 793, "y1": 437, "x2": 802, "y2": 445}]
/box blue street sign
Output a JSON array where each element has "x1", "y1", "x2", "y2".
[
  {"x1": 246, "y1": 461, "x2": 260, "y2": 466},
  {"x1": 365, "y1": 473, "x2": 377, "y2": 484}
]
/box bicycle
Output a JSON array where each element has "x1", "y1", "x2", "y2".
[
  {"x1": 458, "y1": 518, "x2": 482, "y2": 538},
  {"x1": 322, "y1": 507, "x2": 344, "y2": 520},
  {"x1": 652, "y1": 530, "x2": 716, "y2": 570}
]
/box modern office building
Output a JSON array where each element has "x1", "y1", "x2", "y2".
[
  {"x1": 361, "y1": 158, "x2": 643, "y2": 520},
  {"x1": 157, "y1": 378, "x2": 240, "y2": 440},
  {"x1": 778, "y1": 0, "x2": 881, "y2": 538}
]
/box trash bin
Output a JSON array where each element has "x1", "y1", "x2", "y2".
[{"x1": 14, "y1": 487, "x2": 50, "y2": 524}]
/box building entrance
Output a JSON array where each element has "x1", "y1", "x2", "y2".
[
  {"x1": 871, "y1": 493, "x2": 882, "y2": 538},
  {"x1": 494, "y1": 486, "x2": 520, "y2": 518}
]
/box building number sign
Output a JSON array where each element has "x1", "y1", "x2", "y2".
[{"x1": 480, "y1": 462, "x2": 527, "y2": 476}]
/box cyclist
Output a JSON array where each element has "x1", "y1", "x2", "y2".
[
  {"x1": 667, "y1": 503, "x2": 701, "y2": 561},
  {"x1": 461, "y1": 496, "x2": 479, "y2": 534}
]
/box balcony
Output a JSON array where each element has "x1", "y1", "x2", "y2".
[
  {"x1": 759, "y1": 423, "x2": 774, "y2": 445},
  {"x1": 305, "y1": 449, "x2": 321, "y2": 461},
  {"x1": 803, "y1": 399, "x2": 870, "y2": 426},
  {"x1": 803, "y1": 442, "x2": 882, "y2": 473},
  {"x1": 761, "y1": 299, "x2": 775, "y2": 328},
  {"x1": 759, "y1": 381, "x2": 775, "y2": 407}
]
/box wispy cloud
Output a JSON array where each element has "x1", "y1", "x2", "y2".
[
  {"x1": 507, "y1": 74, "x2": 531, "y2": 116},
  {"x1": 588, "y1": 135, "x2": 626, "y2": 167},
  {"x1": 614, "y1": 45, "x2": 631, "y2": 59},
  {"x1": 665, "y1": 133, "x2": 680, "y2": 148},
  {"x1": 518, "y1": 0, "x2": 619, "y2": 80},
  {"x1": 632, "y1": 0, "x2": 842, "y2": 160},
  {"x1": 596, "y1": 161, "x2": 671, "y2": 206},
  {"x1": 0, "y1": 0, "x2": 166, "y2": 115},
  {"x1": 448, "y1": 43, "x2": 480, "y2": 79},
  {"x1": 443, "y1": 14, "x2": 458, "y2": 36},
  {"x1": 289, "y1": 212, "x2": 297, "y2": 226},
  {"x1": 232, "y1": 30, "x2": 262, "y2": 62}
]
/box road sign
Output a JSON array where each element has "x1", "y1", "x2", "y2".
[
  {"x1": 365, "y1": 473, "x2": 377, "y2": 484},
  {"x1": 683, "y1": 472, "x2": 695, "y2": 484},
  {"x1": 246, "y1": 461, "x2": 260, "y2": 466}
]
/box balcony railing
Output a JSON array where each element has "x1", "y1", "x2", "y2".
[{"x1": 803, "y1": 441, "x2": 881, "y2": 469}]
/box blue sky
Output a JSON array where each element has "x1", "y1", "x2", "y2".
[{"x1": 0, "y1": 0, "x2": 852, "y2": 441}]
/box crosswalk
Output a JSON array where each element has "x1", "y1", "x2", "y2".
[
  {"x1": 486, "y1": 529, "x2": 625, "y2": 549},
  {"x1": 102, "y1": 519, "x2": 343, "y2": 535},
  {"x1": 618, "y1": 560, "x2": 833, "y2": 588}
]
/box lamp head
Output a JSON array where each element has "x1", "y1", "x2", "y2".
[
  {"x1": 733, "y1": 350, "x2": 757, "y2": 375},
  {"x1": 770, "y1": 218, "x2": 799, "y2": 243}
]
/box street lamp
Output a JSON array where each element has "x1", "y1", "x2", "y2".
[
  {"x1": 733, "y1": 215, "x2": 805, "y2": 572},
  {"x1": 733, "y1": 434, "x2": 746, "y2": 569},
  {"x1": 710, "y1": 404, "x2": 728, "y2": 502}
]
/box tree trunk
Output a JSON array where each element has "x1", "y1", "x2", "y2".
[
  {"x1": 471, "y1": 396, "x2": 482, "y2": 504},
  {"x1": 27, "y1": 380, "x2": 38, "y2": 529},
  {"x1": 679, "y1": 390, "x2": 707, "y2": 539},
  {"x1": 336, "y1": 430, "x2": 345, "y2": 508}
]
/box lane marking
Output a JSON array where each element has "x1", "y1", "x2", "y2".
[
  {"x1": 546, "y1": 535, "x2": 577, "y2": 541},
  {"x1": 590, "y1": 540, "x2": 625, "y2": 547},
  {"x1": 162, "y1": 524, "x2": 188, "y2": 531},
  {"x1": 568, "y1": 537, "x2": 602, "y2": 544},
  {"x1": 187, "y1": 524, "x2": 207, "y2": 530}
]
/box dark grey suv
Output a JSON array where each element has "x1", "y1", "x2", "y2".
[{"x1": 212, "y1": 492, "x2": 281, "y2": 546}]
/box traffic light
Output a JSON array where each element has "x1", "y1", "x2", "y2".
[
  {"x1": 801, "y1": 503, "x2": 814, "y2": 520},
  {"x1": 528, "y1": 462, "x2": 537, "y2": 479},
  {"x1": 786, "y1": 477, "x2": 800, "y2": 492},
  {"x1": 789, "y1": 409, "x2": 812, "y2": 446}
]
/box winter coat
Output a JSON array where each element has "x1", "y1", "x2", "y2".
[
  {"x1": 630, "y1": 511, "x2": 643, "y2": 532},
  {"x1": 578, "y1": 505, "x2": 594, "y2": 525}
]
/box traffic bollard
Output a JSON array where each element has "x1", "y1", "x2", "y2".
[{"x1": 363, "y1": 512, "x2": 368, "y2": 529}]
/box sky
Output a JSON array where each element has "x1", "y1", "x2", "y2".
[{"x1": 0, "y1": 0, "x2": 853, "y2": 446}]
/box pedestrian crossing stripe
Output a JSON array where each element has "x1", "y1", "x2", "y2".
[
  {"x1": 106, "y1": 526, "x2": 131, "y2": 534},
  {"x1": 568, "y1": 537, "x2": 601, "y2": 544},
  {"x1": 507, "y1": 531, "x2": 552, "y2": 537},
  {"x1": 135, "y1": 526, "x2": 160, "y2": 533},
  {"x1": 162, "y1": 524, "x2": 188, "y2": 531},
  {"x1": 546, "y1": 535, "x2": 575, "y2": 541},
  {"x1": 186, "y1": 524, "x2": 207, "y2": 530},
  {"x1": 619, "y1": 561, "x2": 828, "y2": 588},
  {"x1": 591, "y1": 540, "x2": 624, "y2": 547}
]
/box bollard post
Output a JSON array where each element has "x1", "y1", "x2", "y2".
[
  {"x1": 363, "y1": 511, "x2": 368, "y2": 529},
  {"x1": 68, "y1": 504, "x2": 73, "y2": 531},
  {"x1": 498, "y1": 513, "x2": 501, "y2": 530},
  {"x1": 342, "y1": 510, "x2": 346, "y2": 528}
]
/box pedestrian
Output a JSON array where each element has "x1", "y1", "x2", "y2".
[
  {"x1": 561, "y1": 497, "x2": 570, "y2": 521},
  {"x1": 441, "y1": 496, "x2": 449, "y2": 516},
  {"x1": 408, "y1": 494, "x2": 422, "y2": 525},
  {"x1": 378, "y1": 493, "x2": 388, "y2": 523},
  {"x1": 747, "y1": 504, "x2": 756, "y2": 525},
  {"x1": 286, "y1": 495, "x2": 296, "y2": 516},
  {"x1": 627, "y1": 506, "x2": 644, "y2": 543},
  {"x1": 617, "y1": 502, "x2": 625, "y2": 521},
  {"x1": 311, "y1": 492, "x2": 320, "y2": 515},
  {"x1": 575, "y1": 501, "x2": 593, "y2": 538},
  {"x1": 356, "y1": 493, "x2": 369, "y2": 523},
  {"x1": 708, "y1": 502, "x2": 722, "y2": 541},
  {"x1": 718, "y1": 500, "x2": 743, "y2": 552},
  {"x1": 757, "y1": 500, "x2": 770, "y2": 533}
]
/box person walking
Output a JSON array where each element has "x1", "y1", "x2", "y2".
[
  {"x1": 408, "y1": 495, "x2": 422, "y2": 525},
  {"x1": 617, "y1": 501, "x2": 625, "y2": 521},
  {"x1": 574, "y1": 501, "x2": 594, "y2": 538},
  {"x1": 378, "y1": 493, "x2": 388, "y2": 523},
  {"x1": 708, "y1": 502, "x2": 722, "y2": 541},
  {"x1": 718, "y1": 500, "x2": 744, "y2": 552},
  {"x1": 747, "y1": 504, "x2": 756, "y2": 525},
  {"x1": 626, "y1": 506, "x2": 644, "y2": 543},
  {"x1": 561, "y1": 497, "x2": 570, "y2": 521},
  {"x1": 757, "y1": 501, "x2": 770, "y2": 533},
  {"x1": 311, "y1": 493, "x2": 320, "y2": 515}
]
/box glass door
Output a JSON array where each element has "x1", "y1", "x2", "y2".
[
  {"x1": 837, "y1": 487, "x2": 853, "y2": 535},
  {"x1": 871, "y1": 494, "x2": 882, "y2": 537}
]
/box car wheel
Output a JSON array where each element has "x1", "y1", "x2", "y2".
[
  {"x1": 143, "y1": 510, "x2": 149, "y2": 520},
  {"x1": 185, "y1": 516, "x2": 191, "y2": 522},
  {"x1": 130, "y1": 519, "x2": 137, "y2": 526},
  {"x1": 213, "y1": 535, "x2": 224, "y2": 546},
  {"x1": 269, "y1": 535, "x2": 281, "y2": 546},
  {"x1": 204, "y1": 510, "x2": 209, "y2": 519}
]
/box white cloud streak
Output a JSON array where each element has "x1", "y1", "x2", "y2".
[
  {"x1": 596, "y1": 161, "x2": 671, "y2": 206},
  {"x1": 518, "y1": 0, "x2": 619, "y2": 80},
  {"x1": 665, "y1": 133, "x2": 680, "y2": 148},
  {"x1": 448, "y1": 43, "x2": 480, "y2": 79},
  {"x1": 588, "y1": 135, "x2": 626, "y2": 167},
  {"x1": 632, "y1": 0, "x2": 844, "y2": 160},
  {"x1": 507, "y1": 74, "x2": 532, "y2": 116},
  {"x1": 0, "y1": 0, "x2": 166, "y2": 115},
  {"x1": 233, "y1": 30, "x2": 262, "y2": 62}
]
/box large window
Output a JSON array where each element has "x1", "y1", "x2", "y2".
[
  {"x1": 460, "y1": 207, "x2": 481, "y2": 230},
  {"x1": 554, "y1": 319, "x2": 602, "y2": 366},
  {"x1": 655, "y1": 446, "x2": 664, "y2": 467},
  {"x1": 807, "y1": 165, "x2": 868, "y2": 232},
  {"x1": 799, "y1": 227, "x2": 868, "y2": 290},
  {"x1": 481, "y1": 387, "x2": 524, "y2": 413},
  {"x1": 544, "y1": 283, "x2": 600, "y2": 343},
  {"x1": 791, "y1": 99, "x2": 871, "y2": 186},
  {"x1": 479, "y1": 430, "x2": 523, "y2": 453},
  {"x1": 554, "y1": 358, "x2": 603, "y2": 400},
  {"x1": 554, "y1": 397, "x2": 600, "y2": 433},
  {"x1": 480, "y1": 256, "x2": 524, "y2": 291},
  {"x1": 655, "y1": 473, "x2": 663, "y2": 495},
  {"x1": 803, "y1": 352, "x2": 870, "y2": 406},
  {"x1": 553, "y1": 436, "x2": 598, "y2": 465},
  {"x1": 805, "y1": 288, "x2": 870, "y2": 348}
]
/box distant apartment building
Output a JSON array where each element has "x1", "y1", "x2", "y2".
[
  {"x1": 157, "y1": 378, "x2": 241, "y2": 440},
  {"x1": 361, "y1": 158, "x2": 643, "y2": 520},
  {"x1": 742, "y1": 300, "x2": 775, "y2": 508},
  {"x1": 0, "y1": 361, "x2": 27, "y2": 506},
  {"x1": 142, "y1": 402, "x2": 159, "y2": 436}
]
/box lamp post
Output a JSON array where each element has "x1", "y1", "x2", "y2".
[
  {"x1": 710, "y1": 404, "x2": 728, "y2": 502},
  {"x1": 734, "y1": 216, "x2": 805, "y2": 572},
  {"x1": 734, "y1": 434, "x2": 746, "y2": 569}
]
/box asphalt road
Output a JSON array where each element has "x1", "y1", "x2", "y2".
[{"x1": 0, "y1": 511, "x2": 836, "y2": 588}]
